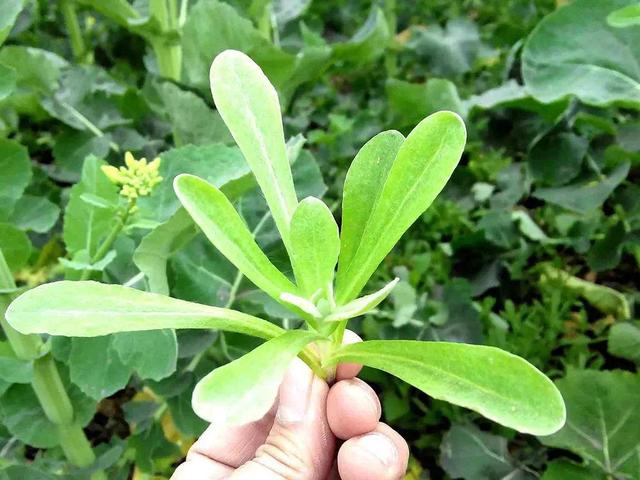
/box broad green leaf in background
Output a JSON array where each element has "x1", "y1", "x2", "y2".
[
  {"x1": 137, "y1": 143, "x2": 250, "y2": 223},
  {"x1": 338, "y1": 130, "x2": 404, "y2": 280},
  {"x1": 0, "y1": 138, "x2": 32, "y2": 220},
  {"x1": 607, "y1": 4, "x2": 640, "y2": 27},
  {"x1": 541, "y1": 460, "x2": 597, "y2": 480},
  {"x1": 0, "y1": 356, "x2": 32, "y2": 384},
  {"x1": 608, "y1": 322, "x2": 640, "y2": 363},
  {"x1": 174, "y1": 174, "x2": 298, "y2": 301},
  {"x1": 9, "y1": 195, "x2": 60, "y2": 233},
  {"x1": 533, "y1": 161, "x2": 630, "y2": 214},
  {"x1": 408, "y1": 17, "x2": 487, "y2": 78},
  {"x1": 332, "y1": 7, "x2": 390, "y2": 65},
  {"x1": 210, "y1": 50, "x2": 298, "y2": 252},
  {"x1": 69, "y1": 336, "x2": 132, "y2": 400},
  {"x1": 289, "y1": 197, "x2": 339, "y2": 298},
  {"x1": 51, "y1": 130, "x2": 111, "y2": 183},
  {"x1": 539, "y1": 370, "x2": 640, "y2": 478},
  {"x1": 133, "y1": 208, "x2": 198, "y2": 295},
  {"x1": 528, "y1": 133, "x2": 588, "y2": 186},
  {"x1": 63, "y1": 155, "x2": 119, "y2": 256},
  {"x1": 0, "y1": 370, "x2": 95, "y2": 447},
  {"x1": 522, "y1": 0, "x2": 640, "y2": 108},
  {"x1": 327, "y1": 340, "x2": 566, "y2": 435},
  {"x1": 6, "y1": 281, "x2": 284, "y2": 339},
  {"x1": 386, "y1": 78, "x2": 465, "y2": 128},
  {"x1": 336, "y1": 112, "x2": 466, "y2": 304},
  {"x1": 0, "y1": 46, "x2": 66, "y2": 116},
  {"x1": 0, "y1": 0, "x2": 23, "y2": 45},
  {"x1": 440, "y1": 424, "x2": 534, "y2": 480},
  {"x1": 192, "y1": 330, "x2": 320, "y2": 424},
  {"x1": 0, "y1": 224, "x2": 32, "y2": 272},
  {"x1": 144, "y1": 80, "x2": 232, "y2": 146},
  {"x1": 112, "y1": 330, "x2": 177, "y2": 382},
  {"x1": 182, "y1": 0, "x2": 292, "y2": 91},
  {"x1": 0, "y1": 62, "x2": 16, "y2": 100}
]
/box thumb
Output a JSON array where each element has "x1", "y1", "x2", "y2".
[{"x1": 229, "y1": 359, "x2": 336, "y2": 480}]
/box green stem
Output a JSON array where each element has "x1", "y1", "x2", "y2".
[
  {"x1": 149, "y1": 0, "x2": 182, "y2": 81},
  {"x1": 0, "y1": 251, "x2": 102, "y2": 474},
  {"x1": 80, "y1": 199, "x2": 135, "y2": 281},
  {"x1": 60, "y1": 0, "x2": 89, "y2": 62},
  {"x1": 384, "y1": 0, "x2": 398, "y2": 76}
]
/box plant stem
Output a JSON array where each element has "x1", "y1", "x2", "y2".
[
  {"x1": 0, "y1": 251, "x2": 102, "y2": 475},
  {"x1": 149, "y1": 0, "x2": 182, "y2": 81},
  {"x1": 80, "y1": 199, "x2": 135, "y2": 281},
  {"x1": 384, "y1": 0, "x2": 398, "y2": 76},
  {"x1": 60, "y1": 0, "x2": 89, "y2": 62}
]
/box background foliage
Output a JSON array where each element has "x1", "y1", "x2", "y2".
[{"x1": 0, "y1": 0, "x2": 638, "y2": 478}]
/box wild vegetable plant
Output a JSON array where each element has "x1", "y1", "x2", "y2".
[{"x1": 6, "y1": 50, "x2": 566, "y2": 436}]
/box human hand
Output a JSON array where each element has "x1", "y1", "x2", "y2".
[{"x1": 172, "y1": 331, "x2": 409, "y2": 479}]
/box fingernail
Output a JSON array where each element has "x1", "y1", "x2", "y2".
[
  {"x1": 355, "y1": 433, "x2": 398, "y2": 468},
  {"x1": 348, "y1": 378, "x2": 381, "y2": 418},
  {"x1": 276, "y1": 359, "x2": 314, "y2": 424}
]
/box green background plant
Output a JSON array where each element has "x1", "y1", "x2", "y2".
[{"x1": 0, "y1": 0, "x2": 638, "y2": 478}]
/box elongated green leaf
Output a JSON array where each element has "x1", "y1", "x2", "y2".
[
  {"x1": 327, "y1": 340, "x2": 566, "y2": 435},
  {"x1": 338, "y1": 131, "x2": 404, "y2": 284},
  {"x1": 192, "y1": 330, "x2": 320, "y2": 424},
  {"x1": 290, "y1": 197, "x2": 339, "y2": 298},
  {"x1": 174, "y1": 174, "x2": 298, "y2": 301},
  {"x1": 210, "y1": 49, "x2": 298, "y2": 251},
  {"x1": 608, "y1": 4, "x2": 640, "y2": 28},
  {"x1": 326, "y1": 277, "x2": 399, "y2": 322},
  {"x1": 6, "y1": 281, "x2": 284, "y2": 339},
  {"x1": 336, "y1": 112, "x2": 466, "y2": 304}
]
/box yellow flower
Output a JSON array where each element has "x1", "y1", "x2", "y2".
[{"x1": 100, "y1": 152, "x2": 163, "y2": 200}]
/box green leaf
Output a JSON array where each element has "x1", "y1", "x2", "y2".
[
  {"x1": 533, "y1": 161, "x2": 630, "y2": 214},
  {"x1": 58, "y1": 249, "x2": 117, "y2": 272},
  {"x1": 210, "y1": 50, "x2": 298, "y2": 251},
  {"x1": 144, "y1": 80, "x2": 232, "y2": 146},
  {"x1": 9, "y1": 195, "x2": 60, "y2": 233},
  {"x1": 51, "y1": 130, "x2": 111, "y2": 183},
  {"x1": 0, "y1": 62, "x2": 16, "y2": 100},
  {"x1": 0, "y1": 223, "x2": 32, "y2": 272},
  {"x1": 192, "y1": 330, "x2": 320, "y2": 424},
  {"x1": 336, "y1": 112, "x2": 466, "y2": 304},
  {"x1": 63, "y1": 155, "x2": 119, "y2": 256},
  {"x1": 69, "y1": 336, "x2": 133, "y2": 400},
  {"x1": 541, "y1": 460, "x2": 597, "y2": 480},
  {"x1": 112, "y1": 330, "x2": 177, "y2": 381},
  {"x1": 326, "y1": 277, "x2": 399, "y2": 322},
  {"x1": 0, "y1": 0, "x2": 23, "y2": 45},
  {"x1": 6, "y1": 281, "x2": 284, "y2": 339},
  {"x1": 522, "y1": 0, "x2": 640, "y2": 108},
  {"x1": 134, "y1": 208, "x2": 198, "y2": 295},
  {"x1": 337, "y1": 131, "x2": 404, "y2": 290},
  {"x1": 174, "y1": 174, "x2": 298, "y2": 301},
  {"x1": 408, "y1": 18, "x2": 485, "y2": 78},
  {"x1": 0, "y1": 138, "x2": 32, "y2": 220},
  {"x1": 607, "y1": 4, "x2": 640, "y2": 28},
  {"x1": 289, "y1": 197, "x2": 339, "y2": 298},
  {"x1": 440, "y1": 424, "x2": 529, "y2": 480},
  {"x1": 332, "y1": 7, "x2": 390, "y2": 65},
  {"x1": 327, "y1": 340, "x2": 566, "y2": 435},
  {"x1": 528, "y1": 133, "x2": 588, "y2": 186},
  {"x1": 608, "y1": 323, "x2": 640, "y2": 363},
  {"x1": 539, "y1": 370, "x2": 640, "y2": 478},
  {"x1": 386, "y1": 78, "x2": 465, "y2": 128},
  {"x1": 0, "y1": 357, "x2": 33, "y2": 384}
]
